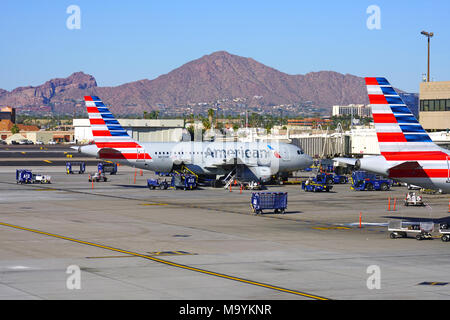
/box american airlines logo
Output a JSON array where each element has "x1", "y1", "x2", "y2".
[
  {"x1": 267, "y1": 145, "x2": 282, "y2": 159},
  {"x1": 204, "y1": 147, "x2": 271, "y2": 159}
]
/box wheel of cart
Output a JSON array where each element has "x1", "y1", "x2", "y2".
[{"x1": 439, "y1": 224, "x2": 450, "y2": 242}]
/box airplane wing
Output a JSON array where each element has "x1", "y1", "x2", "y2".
[
  {"x1": 333, "y1": 157, "x2": 358, "y2": 166},
  {"x1": 204, "y1": 157, "x2": 257, "y2": 169}
]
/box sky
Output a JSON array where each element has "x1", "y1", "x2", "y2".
[{"x1": 0, "y1": 0, "x2": 449, "y2": 93}]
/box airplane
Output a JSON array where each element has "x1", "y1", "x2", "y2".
[
  {"x1": 335, "y1": 77, "x2": 450, "y2": 193},
  {"x1": 75, "y1": 96, "x2": 313, "y2": 185}
]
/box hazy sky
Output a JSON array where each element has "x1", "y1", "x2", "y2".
[{"x1": 1, "y1": 0, "x2": 449, "y2": 92}]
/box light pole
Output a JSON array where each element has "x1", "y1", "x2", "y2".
[{"x1": 421, "y1": 31, "x2": 434, "y2": 82}]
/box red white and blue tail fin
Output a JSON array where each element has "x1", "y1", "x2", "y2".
[
  {"x1": 84, "y1": 96, "x2": 152, "y2": 161},
  {"x1": 365, "y1": 77, "x2": 447, "y2": 162}
]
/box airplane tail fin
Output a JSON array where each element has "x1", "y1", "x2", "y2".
[
  {"x1": 84, "y1": 96, "x2": 151, "y2": 161},
  {"x1": 365, "y1": 77, "x2": 446, "y2": 161}
]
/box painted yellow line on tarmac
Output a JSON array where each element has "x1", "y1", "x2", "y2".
[
  {"x1": 43, "y1": 160, "x2": 52, "y2": 163},
  {"x1": 312, "y1": 226, "x2": 350, "y2": 231},
  {"x1": 0, "y1": 222, "x2": 329, "y2": 300}
]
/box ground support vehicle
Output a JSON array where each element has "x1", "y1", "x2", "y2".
[
  {"x1": 88, "y1": 171, "x2": 108, "y2": 182},
  {"x1": 32, "y1": 173, "x2": 51, "y2": 184},
  {"x1": 388, "y1": 220, "x2": 434, "y2": 240},
  {"x1": 315, "y1": 173, "x2": 348, "y2": 185},
  {"x1": 439, "y1": 224, "x2": 450, "y2": 242},
  {"x1": 301, "y1": 180, "x2": 332, "y2": 192},
  {"x1": 404, "y1": 192, "x2": 425, "y2": 206},
  {"x1": 147, "y1": 178, "x2": 169, "y2": 190},
  {"x1": 351, "y1": 171, "x2": 391, "y2": 191},
  {"x1": 251, "y1": 192, "x2": 288, "y2": 214}
]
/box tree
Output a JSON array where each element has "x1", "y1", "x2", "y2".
[
  {"x1": 207, "y1": 109, "x2": 215, "y2": 129},
  {"x1": 11, "y1": 124, "x2": 20, "y2": 135}
]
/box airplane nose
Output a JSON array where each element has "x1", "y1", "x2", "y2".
[{"x1": 305, "y1": 155, "x2": 313, "y2": 167}]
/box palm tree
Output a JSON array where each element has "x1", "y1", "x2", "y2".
[{"x1": 207, "y1": 109, "x2": 215, "y2": 129}]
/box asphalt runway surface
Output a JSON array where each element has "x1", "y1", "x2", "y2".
[{"x1": 0, "y1": 165, "x2": 450, "y2": 300}]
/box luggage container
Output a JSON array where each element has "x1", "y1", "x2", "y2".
[
  {"x1": 251, "y1": 192, "x2": 288, "y2": 214},
  {"x1": 98, "y1": 162, "x2": 117, "y2": 175},
  {"x1": 171, "y1": 174, "x2": 197, "y2": 190},
  {"x1": 16, "y1": 169, "x2": 33, "y2": 184}
]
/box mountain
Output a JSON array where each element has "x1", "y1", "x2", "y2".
[{"x1": 0, "y1": 51, "x2": 371, "y2": 115}]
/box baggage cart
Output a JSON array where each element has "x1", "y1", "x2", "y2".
[
  {"x1": 98, "y1": 162, "x2": 117, "y2": 175},
  {"x1": 251, "y1": 192, "x2": 288, "y2": 214},
  {"x1": 66, "y1": 162, "x2": 86, "y2": 174}
]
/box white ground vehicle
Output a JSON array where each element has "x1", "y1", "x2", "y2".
[
  {"x1": 32, "y1": 174, "x2": 51, "y2": 184},
  {"x1": 88, "y1": 171, "x2": 108, "y2": 182},
  {"x1": 404, "y1": 192, "x2": 424, "y2": 206}
]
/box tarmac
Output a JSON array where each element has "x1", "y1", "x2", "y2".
[{"x1": 1, "y1": 163, "x2": 450, "y2": 300}]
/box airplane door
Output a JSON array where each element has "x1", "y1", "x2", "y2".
[
  {"x1": 136, "y1": 148, "x2": 145, "y2": 162},
  {"x1": 280, "y1": 146, "x2": 290, "y2": 161}
]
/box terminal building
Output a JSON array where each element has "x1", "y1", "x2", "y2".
[
  {"x1": 419, "y1": 81, "x2": 450, "y2": 131},
  {"x1": 73, "y1": 118, "x2": 187, "y2": 144}
]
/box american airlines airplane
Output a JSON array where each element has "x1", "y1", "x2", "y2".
[
  {"x1": 335, "y1": 77, "x2": 450, "y2": 193},
  {"x1": 76, "y1": 96, "x2": 313, "y2": 184}
]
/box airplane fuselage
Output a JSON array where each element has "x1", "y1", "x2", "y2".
[{"x1": 79, "y1": 140, "x2": 313, "y2": 182}]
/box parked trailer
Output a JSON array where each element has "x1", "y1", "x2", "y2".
[
  {"x1": 66, "y1": 162, "x2": 85, "y2": 174},
  {"x1": 388, "y1": 220, "x2": 434, "y2": 240},
  {"x1": 251, "y1": 192, "x2": 288, "y2": 214}
]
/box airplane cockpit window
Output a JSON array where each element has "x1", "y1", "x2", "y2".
[{"x1": 297, "y1": 149, "x2": 304, "y2": 155}]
